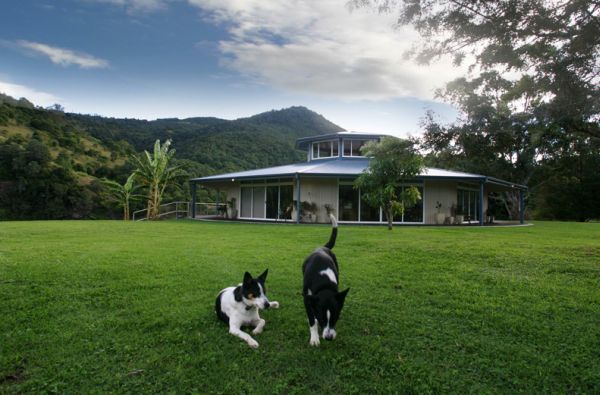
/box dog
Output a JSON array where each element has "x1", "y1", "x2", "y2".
[
  {"x1": 302, "y1": 214, "x2": 349, "y2": 346},
  {"x1": 215, "y1": 269, "x2": 279, "y2": 348}
]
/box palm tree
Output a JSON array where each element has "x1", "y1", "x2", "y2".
[
  {"x1": 132, "y1": 139, "x2": 181, "y2": 220},
  {"x1": 102, "y1": 173, "x2": 143, "y2": 220}
]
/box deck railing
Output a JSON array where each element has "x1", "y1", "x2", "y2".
[{"x1": 132, "y1": 201, "x2": 226, "y2": 221}]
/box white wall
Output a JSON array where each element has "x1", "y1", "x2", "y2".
[{"x1": 297, "y1": 177, "x2": 338, "y2": 222}]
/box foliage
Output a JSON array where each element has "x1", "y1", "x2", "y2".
[
  {"x1": 0, "y1": 99, "x2": 338, "y2": 220},
  {"x1": 132, "y1": 139, "x2": 182, "y2": 220},
  {"x1": 1, "y1": 220, "x2": 599, "y2": 393},
  {"x1": 102, "y1": 173, "x2": 143, "y2": 220},
  {"x1": 353, "y1": 0, "x2": 599, "y2": 221},
  {"x1": 353, "y1": 0, "x2": 599, "y2": 138},
  {"x1": 354, "y1": 137, "x2": 424, "y2": 229}
]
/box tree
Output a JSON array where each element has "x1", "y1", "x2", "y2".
[
  {"x1": 102, "y1": 173, "x2": 142, "y2": 220},
  {"x1": 132, "y1": 139, "x2": 181, "y2": 220},
  {"x1": 352, "y1": 0, "x2": 599, "y2": 138},
  {"x1": 354, "y1": 137, "x2": 424, "y2": 230}
]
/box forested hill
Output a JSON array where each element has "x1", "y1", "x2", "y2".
[
  {"x1": 67, "y1": 105, "x2": 344, "y2": 172},
  {"x1": 0, "y1": 95, "x2": 344, "y2": 219}
]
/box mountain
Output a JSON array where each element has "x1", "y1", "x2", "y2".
[{"x1": 0, "y1": 95, "x2": 345, "y2": 219}]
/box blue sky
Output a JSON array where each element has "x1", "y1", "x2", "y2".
[{"x1": 0, "y1": 0, "x2": 465, "y2": 136}]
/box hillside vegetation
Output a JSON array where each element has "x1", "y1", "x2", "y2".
[{"x1": 0, "y1": 95, "x2": 342, "y2": 219}]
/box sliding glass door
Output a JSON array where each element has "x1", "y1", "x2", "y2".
[{"x1": 241, "y1": 182, "x2": 294, "y2": 220}]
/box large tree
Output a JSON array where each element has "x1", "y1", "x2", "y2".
[
  {"x1": 354, "y1": 137, "x2": 425, "y2": 230},
  {"x1": 352, "y1": 0, "x2": 599, "y2": 138},
  {"x1": 354, "y1": 0, "x2": 600, "y2": 221}
]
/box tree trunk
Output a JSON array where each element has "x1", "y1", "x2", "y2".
[{"x1": 386, "y1": 207, "x2": 393, "y2": 230}]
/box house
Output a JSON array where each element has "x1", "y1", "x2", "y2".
[{"x1": 190, "y1": 132, "x2": 526, "y2": 225}]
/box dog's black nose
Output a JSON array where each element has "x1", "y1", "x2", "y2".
[
  {"x1": 324, "y1": 335, "x2": 334, "y2": 341},
  {"x1": 264, "y1": 301, "x2": 270, "y2": 309}
]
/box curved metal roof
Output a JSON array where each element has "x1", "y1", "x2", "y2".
[{"x1": 191, "y1": 157, "x2": 526, "y2": 190}]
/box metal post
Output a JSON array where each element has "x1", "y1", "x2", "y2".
[
  {"x1": 479, "y1": 181, "x2": 484, "y2": 226},
  {"x1": 216, "y1": 189, "x2": 220, "y2": 216},
  {"x1": 519, "y1": 189, "x2": 525, "y2": 224},
  {"x1": 296, "y1": 173, "x2": 301, "y2": 224},
  {"x1": 190, "y1": 182, "x2": 197, "y2": 219}
]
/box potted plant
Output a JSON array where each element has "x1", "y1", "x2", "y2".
[
  {"x1": 454, "y1": 204, "x2": 464, "y2": 224},
  {"x1": 448, "y1": 203, "x2": 456, "y2": 225},
  {"x1": 226, "y1": 197, "x2": 237, "y2": 219},
  {"x1": 435, "y1": 201, "x2": 445, "y2": 224},
  {"x1": 301, "y1": 201, "x2": 318, "y2": 223}
]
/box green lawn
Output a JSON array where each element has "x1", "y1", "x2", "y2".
[{"x1": 1, "y1": 221, "x2": 599, "y2": 393}]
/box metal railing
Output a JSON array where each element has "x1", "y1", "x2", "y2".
[
  {"x1": 192, "y1": 202, "x2": 227, "y2": 217},
  {"x1": 132, "y1": 201, "x2": 228, "y2": 221},
  {"x1": 133, "y1": 201, "x2": 190, "y2": 221}
]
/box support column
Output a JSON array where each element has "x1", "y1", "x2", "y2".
[
  {"x1": 519, "y1": 189, "x2": 525, "y2": 224},
  {"x1": 296, "y1": 173, "x2": 301, "y2": 224},
  {"x1": 190, "y1": 182, "x2": 197, "y2": 219},
  {"x1": 479, "y1": 181, "x2": 484, "y2": 226},
  {"x1": 215, "y1": 189, "x2": 220, "y2": 216}
]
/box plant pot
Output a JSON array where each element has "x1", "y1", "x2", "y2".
[
  {"x1": 435, "y1": 213, "x2": 445, "y2": 224},
  {"x1": 227, "y1": 207, "x2": 238, "y2": 219},
  {"x1": 455, "y1": 215, "x2": 464, "y2": 224}
]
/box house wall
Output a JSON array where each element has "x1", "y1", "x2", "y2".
[
  {"x1": 297, "y1": 177, "x2": 338, "y2": 223},
  {"x1": 423, "y1": 180, "x2": 456, "y2": 224},
  {"x1": 200, "y1": 178, "x2": 492, "y2": 224}
]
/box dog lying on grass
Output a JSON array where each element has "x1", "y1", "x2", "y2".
[{"x1": 215, "y1": 269, "x2": 279, "y2": 348}]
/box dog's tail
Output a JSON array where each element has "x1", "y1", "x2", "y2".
[{"x1": 324, "y1": 214, "x2": 338, "y2": 249}]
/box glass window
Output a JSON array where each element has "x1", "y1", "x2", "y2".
[
  {"x1": 457, "y1": 189, "x2": 480, "y2": 221},
  {"x1": 352, "y1": 140, "x2": 367, "y2": 156},
  {"x1": 343, "y1": 140, "x2": 351, "y2": 156},
  {"x1": 403, "y1": 186, "x2": 423, "y2": 222},
  {"x1": 311, "y1": 140, "x2": 338, "y2": 159},
  {"x1": 360, "y1": 194, "x2": 380, "y2": 221},
  {"x1": 280, "y1": 185, "x2": 293, "y2": 219},
  {"x1": 252, "y1": 187, "x2": 265, "y2": 218},
  {"x1": 339, "y1": 185, "x2": 358, "y2": 221},
  {"x1": 319, "y1": 141, "x2": 331, "y2": 157},
  {"x1": 241, "y1": 187, "x2": 252, "y2": 218},
  {"x1": 342, "y1": 139, "x2": 374, "y2": 157},
  {"x1": 266, "y1": 186, "x2": 279, "y2": 219}
]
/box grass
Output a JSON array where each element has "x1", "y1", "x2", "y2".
[{"x1": 0, "y1": 220, "x2": 599, "y2": 393}]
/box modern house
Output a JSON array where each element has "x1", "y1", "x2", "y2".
[{"x1": 190, "y1": 132, "x2": 526, "y2": 225}]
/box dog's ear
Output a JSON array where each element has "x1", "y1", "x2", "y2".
[
  {"x1": 258, "y1": 269, "x2": 268, "y2": 283},
  {"x1": 336, "y1": 288, "x2": 349, "y2": 307},
  {"x1": 243, "y1": 271, "x2": 253, "y2": 285}
]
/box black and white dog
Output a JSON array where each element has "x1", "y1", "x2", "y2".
[
  {"x1": 302, "y1": 214, "x2": 349, "y2": 346},
  {"x1": 215, "y1": 270, "x2": 279, "y2": 348}
]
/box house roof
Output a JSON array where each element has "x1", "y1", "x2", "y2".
[{"x1": 191, "y1": 157, "x2": 527, "y2": 190}]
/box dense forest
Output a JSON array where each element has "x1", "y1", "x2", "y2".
[
  {"x1": 0, "y1": 94, "x2": 341, "y2": 219},
  {"x1": 1, "y1": 88, "x2": 598, "y2": 221}
]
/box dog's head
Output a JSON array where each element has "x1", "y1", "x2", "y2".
[
  {"x1": 307, "y1": 288, "x2": 349, "y2": 340},
  {"x1": 241, "y1": 269, "x2": 271, "y2": 309}
]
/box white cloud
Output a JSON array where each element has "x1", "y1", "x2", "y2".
[
  {"x1": 17, "y1": 40, "x2": 109, "y2": 69},
  {"x1": 188, "y1": 0, "x2": 468, "y2": 101},
  {"x1": 0, "y1": 80, "x2": 62, "y2": 107}
]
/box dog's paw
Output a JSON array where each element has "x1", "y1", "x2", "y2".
[
  {"x1": 309, "y1": 337, "x2": 320, "y2": 347},
  {"x1": 252, "y1": 319, "x2": 265, "y2": 335},
  {"x1": 247, "y1": 338, "x2": 259, "y2": 348},
  {"x1": 270, "y1": 301, "x2": 280, "y2": 309}
]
